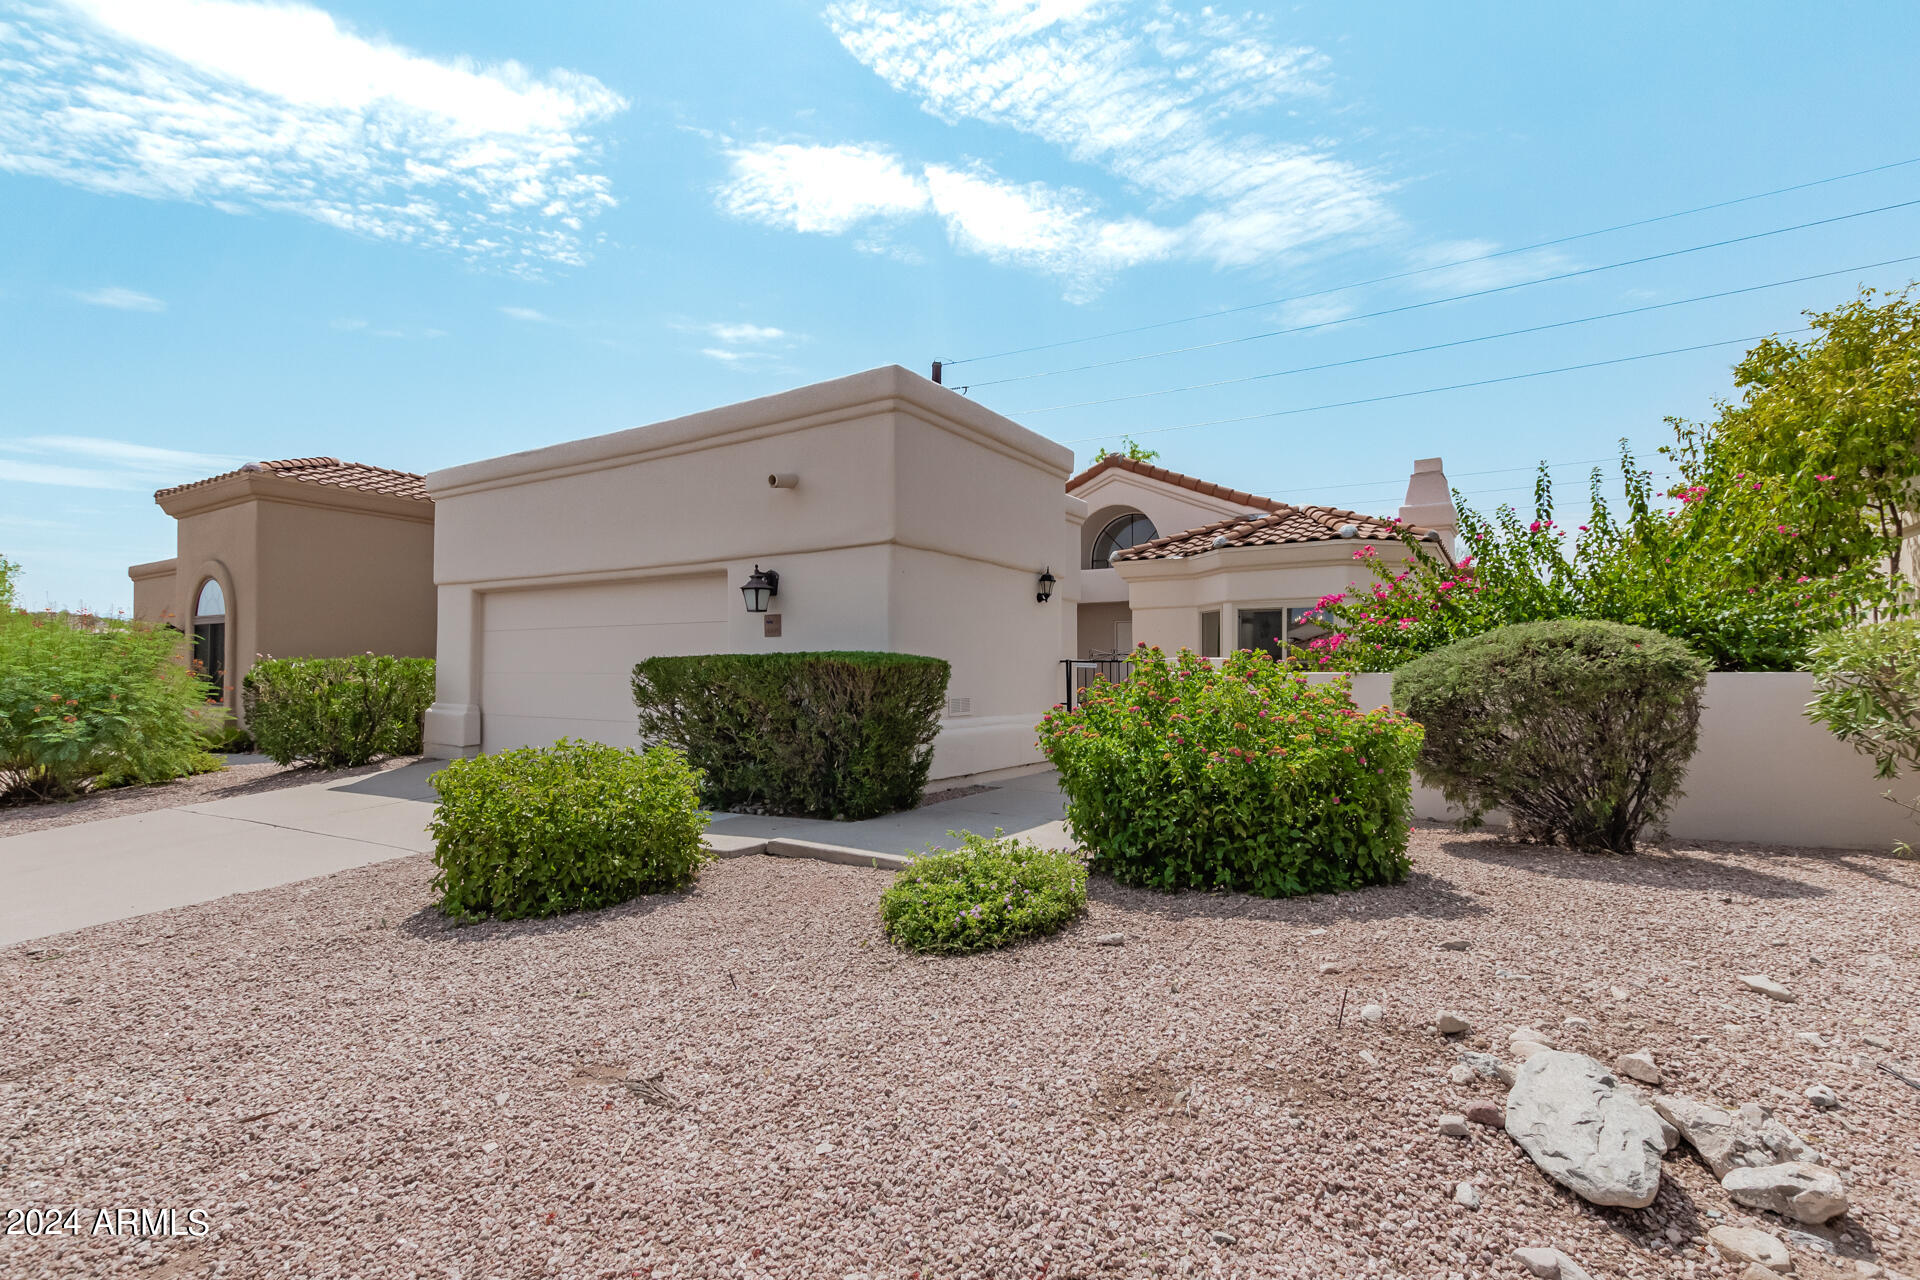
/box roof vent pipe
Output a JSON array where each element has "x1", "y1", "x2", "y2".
[
  {"x1": 768, "y1": 473, "x2": 798, "y2": 489},
  {"x1": 1337, "y1": 523, "x2": 1358, "y2": 537}
]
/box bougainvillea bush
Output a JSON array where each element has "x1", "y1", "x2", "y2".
[
  {"x1": 879, "y1": 830, "x2": 1087, "y2": 954},
  {"x1": 1038, "y1": 645, "x2": 1423, "y2": 897},
  {"x1": 1304, "y1": 445, "x2": 1866, "y2": 673},
  {"x1": 0, "y1": 556, "x2": 220, "y2": 799}
]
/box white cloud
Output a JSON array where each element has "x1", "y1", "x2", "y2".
[
  {"x1": 0, "y1": 0, "x2": 627, "y2": 274},
  {"x1": 683, "y1": 318, "x2": 801, "y2": 366},
  {"x1": 717, "y1": 142, "x2": 929, "y2": 234},
  {"x1": 1405, "y1": 239, "x2": 1575, "y2": 294},
  {"x1": 712, "y1": 2, "x2": 1396, "y2": 296},
  {"x1": 72, "y1": 285, "x2": 166, "y2": 311},
  {"x1": 498, "y1": 305, "x2": 552, "y2": 323},
  {"x1": 705, "y1": 322, "x2": 787, "y2": 344},
  {"x1": 0, "y1": 435, "x2": 249, "y2": 489}
]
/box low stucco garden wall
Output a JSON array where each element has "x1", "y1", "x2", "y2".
[{"x1": 1319, "y1": 671, "x2": 1908, "y2": 851}]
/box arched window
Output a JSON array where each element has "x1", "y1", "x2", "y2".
[
  {"x1": 1089, "y1": 512, "x2": 1157, "y2": 568},
  {"x1": 193, "y1": 579, "x2": 227, "y2": 702}
]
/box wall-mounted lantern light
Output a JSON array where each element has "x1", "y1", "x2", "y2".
[
  {"x1": 741, "y1": 565, "x2": 780, "y2": 613},
  {"x1": 1035, "y1": 567, "x2": 1056, "y2": 604}
]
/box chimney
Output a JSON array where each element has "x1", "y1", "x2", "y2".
[{"x1": 1398, "y1": 457, "x2": 1458, "y2": 555}]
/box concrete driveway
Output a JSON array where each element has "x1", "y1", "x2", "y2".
[
  {"x1": 0, "y1": 761, "x2": 444, "y2": 947},
  {"x1": 0, "y1": 763, "x2": 1071, "y2": 947}
]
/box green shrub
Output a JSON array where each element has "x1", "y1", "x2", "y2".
[
  {"x1": 1394, "y1": 619, "x2": 1708, "y2": 852},
  {"x1": 0, "y1": 561, "x2": 220, "y2": 799},
  {"x1": 243, "y1": 655, "x2": 435, "y2": 768},
  {"x1": 879, "y1": 830, "x2": 1088, "y2": 954},
  {"x1": 429, "y1": 738, "x2": 710, "y2": 920},
  {"x1": 632, "y1": 651, "x2": 950, "y2": 820},
  {"x1": 1807, "y1": 620, "x2": 1920, "y2": 848},
  {"x1": 1039, "y1": 645, "x2": 1424, "y2": 896}
]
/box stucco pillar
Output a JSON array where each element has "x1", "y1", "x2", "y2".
[{"x1": 423, "y1": 585, "x2": 483, "y2": 758}]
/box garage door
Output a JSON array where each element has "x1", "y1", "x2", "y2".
[{"x1": 479, "y1": 574, "x2": 727, "y2": 753}]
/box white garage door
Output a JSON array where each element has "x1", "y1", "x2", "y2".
[{"x1": 480, "y1": 574, "x2": 727, "y2": 754}]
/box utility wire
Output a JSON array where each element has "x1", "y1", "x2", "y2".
[
  {"x1": 962, "y1": 198, "x2": 1920, "y2": 390},
  {"x1": 1058, "y1": 328, "x2": 1812, "y2": 445},
  {"x1": 1014, "y1": 252, "x2": 1920, "y2": 415},
  {"x1": 941, "y1": 154, "x2": 1920, "y2": 368},
  {"x1": 1241, "y1": 454, "x2": 1626, "y2": 499}
]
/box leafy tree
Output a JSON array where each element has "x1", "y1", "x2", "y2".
[
  {"x1": 1102, "y1": 435, "x2": 1161, "y2": 464},
  {"x1": 1664, "y1": 285, "x2": 1920, "y2": 596},
  {"x1": 1806, "y1": 619, "x2": 1920, "y2": 852}
]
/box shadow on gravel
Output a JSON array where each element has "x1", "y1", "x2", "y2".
[
  {"x1": 1087, "y1": 869, "x2": 1489, "y2": 925},
  {"x1": 1435, "y1": 839, "x2": 1829, "y2": 901},
  {"x1": 397, "y1": 886, "x2": 699, "y2": 944}
]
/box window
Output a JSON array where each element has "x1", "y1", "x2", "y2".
[
  {"x1": 1235, "y1": 608, "x2": 1290, "y2": 660},
  {"x1": 1199, "y1": 610, "x2": 1220, "y2": 658},
  {"x1": 192, "y1": 578, "x2": 227, "y2": 702},
  {"x1": 1089, "y1": 512, "x2": 1157, "y2": 569}
]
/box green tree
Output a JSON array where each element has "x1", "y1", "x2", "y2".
[
  {"x1": 1665, "y1": 285, "x2": 1920, "y2": 597},
  {"x1": 1102, "y1": 435, "x2": 1161, "y2": 464}
]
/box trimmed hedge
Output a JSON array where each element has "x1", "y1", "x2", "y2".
[
  {"x1": 1393, "y1": 619, "x2": 1708, "y2": 852},
  {"x1": 244, "y1": 655, "x2": 435, "y2": 768},
  {"x1": 879, "y1": 830, "x2": 1088, "y2": 954},
  {"x1": 1039, "y1": 645, "x2": 1425, "y2": 897},
  {"x1": 429, "y1": 738, "x2": 710, "y2": 920},
  {"x1": 631, "y1": 651, "x2": 949, "y2": 820}
]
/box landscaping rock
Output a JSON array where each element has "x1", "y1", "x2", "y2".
[
  {"x1": 1439, "y1": 938, "x2": 1471, "y2": 951},
  {"x1": 1510, "y1": 1025, "x2": 1554, "y2": 1050},
  {"x1": 1448, "y1": 1064, "x2": 1476, "y2": 1085},
  {"x1": 1458, "y1": 1050, "x2": 1516, "y2": 1087},
  {"x1": 1653, "y1": 1095, "x2": 1822, "y2": 1178},
  {"x1": 1805, "y1": 1084, "x2": 1839, "y2": 1110},
  {"x1": 1437, "y1": 1114, "x2": 1469, "y2": 1137},
  {"x1": 1794, "y1": 1031, "x2": 1829, "y2": 1050},
  {"x1": 1723, "y1": 1162, "x2": 1849, "y2": 1224},
  {"x1": 1708, "y1": 1224, "x2": 1792, "y2": 1271},
  {"x1": 1562, "y1": 1016, "x2": 1591, "y2": 1031},
  {"x1": 1209, "y1": 1230, "x2": 1236, "y2": 1245},
  {"x1": 1862, "y1": 1032, "x2": 1892, "y2": 1049},
  {"x1": 1513, "y1": 1247, "x2": 1595, "y2": 1280},
  {"x1": 1741, "y1": 974, "x2": 1797, "y2": 1002},
  {"x1": 1504, "y1": 1051, "x2": 1666, "y2": 1208},
  {"x1": 1512, "y1": 1038, "x2": 1552, "y2": 1062},
  {"x1": 1093, "y1": 933, "x2": 1125, "y2": 946},
  {"x1": 1464, "y1": 1100, "x2": 1504, "y2": 1127},
  {"x1": 1740, "y1": 1266, "x2": 1788, "y2": 1280},
  {"x1": 1358, "y1": 1003, "x2": 1383, "y2": 1023},
  {"x1": 1453, "y1": 1181, "x2": 1482, "y2": 1209},
  {"x1": 1437, "y1": 1011, "x2": 1471, "y2": 1035},
  {"x1": 1615, "y1": 1049, "x2": 1663, "y2": 1086}
]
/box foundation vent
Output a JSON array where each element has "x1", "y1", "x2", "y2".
[{"x1": 944, "y1": 696, "x2": 973, "y2": 718}]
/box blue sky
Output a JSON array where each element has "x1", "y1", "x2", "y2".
[{"x1": 4, "y1": 0, "x2": 1917, "y2": 611}]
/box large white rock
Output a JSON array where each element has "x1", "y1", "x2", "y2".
[
  {"x1": 1512, "y1": 1247, "x2": 1595, "y2": 1280},
  {"x1": 1505, "y1": 1051, "x2": 1667, "y2": 1208},
  {"x1": 1740, "y1": 973, "x2": 1797, "y2": 1002},
  {"x1": 1654, "y1": 1095, "x2": 1821, "y2": 1178},
  {"x1": 1723, "y1": 1161, "x2": 1850, "y2": 1224}
]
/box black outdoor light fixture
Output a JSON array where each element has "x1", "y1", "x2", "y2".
[
  {"x1": 740, "y1": 565, "x2": 780, "y2": 613},
  {"x1": 1036, "y1": 567, "x2": 1056, "y2": 604}
]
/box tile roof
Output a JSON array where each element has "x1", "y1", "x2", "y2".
[
  {"x1": 1110, "y1": 505, "x2": 1427, "y2": 561},
  {"x1": 1065, "y1": 453, "x2": 1287, "y2": 513},
  {"x1": 155, "y1": 457, "x2": 430, "y2": 502}
]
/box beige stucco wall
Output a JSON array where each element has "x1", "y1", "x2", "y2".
[
  {"x1": 1317, "y1": 671, "x2": 1911, "y2": 851},
  {"x1": 250, "y1": 500, "x2": 435, "y2": 662},
  {"x1": 1074, "y1": 468, "x2": 1261, "y2": 569},
  {"x1": 1076, "y1": 601, "x2": 1132, "y2": 657},
  {"x1": 425, "y1": 365, "x2": 1077, "y2": 778},
  {"x1": 127, "y1": 558, "x2": 178, "y2": 625}
]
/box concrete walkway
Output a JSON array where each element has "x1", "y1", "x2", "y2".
[{"x1": 0, "y1": 763, "x2": 1070, "y2": 947}]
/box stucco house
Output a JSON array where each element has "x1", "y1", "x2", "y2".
[
  {"x1": 418, "y1": 366, "x2": 1454, "y2": 781},
  {"x1": 128, "y1": 457, "x2": 436, "y2": 710}
]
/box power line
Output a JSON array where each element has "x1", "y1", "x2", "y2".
[
  {"x1": 1059, "y1": 328, "x2": 1811, "y2": 445},
  {"x1": 963, "y1": 197, "x2": 1920, "y2": 390},
  {"x1": 941, "y1": 154, "x2": 1920, "y2": 368},
  {"x1": 1239, "y1": 454, "x2": 1627, "y2": 500},
  {"x1": 1013, "y1": 252, "x2": 1920, "y2": 415}
]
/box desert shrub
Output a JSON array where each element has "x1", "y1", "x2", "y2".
[
  {"x1": 1039, "y1": 645, "x2": 1424, "y2": 897},
  {"x1": 1807, "y1": 619, "x2": 1920, "y2": 848},
  {"x1": 1393, "y1": 619, "x2": 1708, "y2": 852},
  {"x1": 429, "y1": 738, "x2": 710, "y2": 920},
  {"x1": 632, "y1": 652, "x2": 949, "y2": 820},
  {"x1": 0, "y1": 567, "x2": 220, "y2": 799},
  {"x1": 879, "y1": 830, "x2": 1088, "y2": 954},
  {"x1": 244, "y1": 655, "x2": 435, "y2": 768}
]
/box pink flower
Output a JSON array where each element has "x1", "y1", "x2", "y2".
[
  {"x1": 1814, "y1": 474, "x2": 1835, "y2": 482},
  {"x1": 1528, "y1": 521, "x2": 1542, "y2": 533}
]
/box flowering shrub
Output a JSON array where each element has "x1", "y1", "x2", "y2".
[
  {"x1": 1393, "y1": 620, "x2": 1708, "y2": 853},
  {"x1": 244, "y1": 655, "x2": 435, "y2": 768},
  {"x1": 879, "y1": 830, "x2": 1088, "y2": 954},
  {"x1": 430, "y1": 738, "x2": 710, "y2": 920},
  {"x1": 632, "y1": 652, "x2": 949, "y2": 820},
  {"x1": 1038, "y1": 645, "x2": 1423, "y2": 897},
  {"x1": 0, "y1": 557, "x2": 220, "y2": 799},
  {"x1": 1305, "y1": 444, "x2": 1865, "y2": 673},
  {"x1": 1807, "y1": 620, "x2": 1920, "y2": 851}
]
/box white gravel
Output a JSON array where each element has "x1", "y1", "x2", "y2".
[{"x1": 2, "y1": 830, "x2": 1917, "y2": 1279}]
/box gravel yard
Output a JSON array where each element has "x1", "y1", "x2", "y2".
[{"x1": 3, "y1": 831, "x2": 1917, "y2": 1280}]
